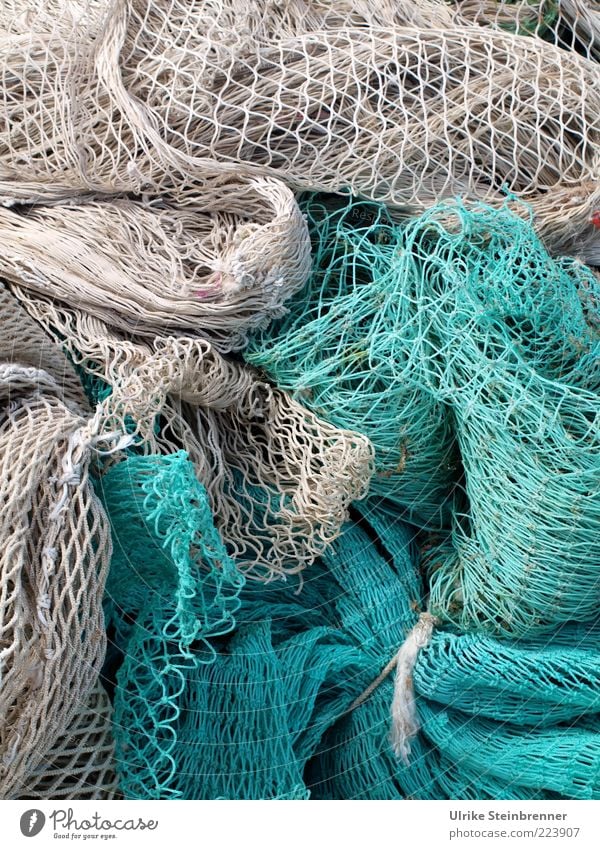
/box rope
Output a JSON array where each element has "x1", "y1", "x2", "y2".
[{"x1": 346, "y1": 612, "x2": 438, "y2": 765}]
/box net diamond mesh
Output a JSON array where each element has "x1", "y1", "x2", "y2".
[
  {"x1": 1, "y1": 0, "x2": 599, "y2": 805},
  {"x1": 0, "y1": 283, "x2": 118, "y2": 800},
  {"x1": 1, "y1": 1, "x2": 598, "y2": 257},
  {"x1": 247, "y1": 194, "x2": 600, "y2": 637}
]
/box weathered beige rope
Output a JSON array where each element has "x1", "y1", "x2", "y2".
[{"x1": 346, "y1": 612, "x2": 438, "y2": 764}]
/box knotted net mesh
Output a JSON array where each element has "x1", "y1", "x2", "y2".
[
  {"x1": 1, "y1": 1, "x2": 598, "y2": 258},
  {"x1": 16, "y1": 683, "x2": 119, "y2": 801},
  {"x1": 246, "y1": 194, "x2": 459, "y2": 530},
  {"x1": 99, "y1": 466, "x2": 600, "y2": 799},
  {"x1": 0, "y1": 283, "x2": 118, "y2": 799},
  {"x1": 1, "y1": 0, "x2": 599, "y2": 805},
  {"x1": 12, "y1": 288, "x2": 373, "y2": 579},
  {"x1": 247, "y1": 194, "x2": 600, "y2": 637},
  {"x1": 98, "y1": 451, "x2": 244, "y2": 800},
  {"x1": 0, "y1": 177, "x2": 311, "y2": 352}
]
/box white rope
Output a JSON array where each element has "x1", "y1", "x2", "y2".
[
  {"x1": 390, "y1": 612, "x2": 438, "y2": 764},
  {"x1": 346, "y1": 611, "x2": 438, "y2": 765}
]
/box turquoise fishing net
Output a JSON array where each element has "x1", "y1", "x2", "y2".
[
  {"x1": 307, "y1": 512, "x2": 600, "y2": 801},
  {"x1": 98, "y1": 452, "x2": 600, "y2": 798},
  {"x1": 245, "y1": 194, "x2": 458, "y2": 530},
  {"x1": 416, "y1": 203, "x2": 600, "y2": 636},
  {"x1": 97, "y1": 450, "x2": 244, "y2": 799},
  {"x1": 246, "y1": 194, "x2": 600, "y2": 638},
  {"x1": 86, "y1": 194, "x2": 600, "y2": 800},
  {"x1": 100, "y1": 478, "x2": 425, "y2": 799},
  {"x1": 414, "y1": 630, "x2": 600, "y2": 726}
]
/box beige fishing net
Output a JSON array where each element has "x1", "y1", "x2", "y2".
[
  {"x1": 1, "y1": 1, "x2": 598, "y2": 256},
  {"x1": 0, "y1": 163, "x2": 369, "y2": 799},
  {"x1": 0, "y1": 176, "x2": 311, "y2": 352},
  {"x1": 14, "y1": 683, "x2": 119, "y2": 801},
  {"x1": 12, "y1": 288, "x2": 374, "y2": 579},
  {"x1": 0, "y1": 283, "x2": 119, "y2": 799}
]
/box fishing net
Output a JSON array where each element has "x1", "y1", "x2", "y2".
[
  {"x1": 1, "y1": 2, "x2": 599, "y2": 257},
  {"x1": 414, "y1": 628, "x2": 600, "y2": 727},
  {"x1": 14, "y1": 683, "x2": 119, "y2": 800},
  {"x1": 418, "y1": 203, "x2": 600, "y2": 637},
  {"x1": 100, "y1": 473, "x2": 600, "y2": 799},
  {"x1": 100, "y1": 480, "x2": 415, "y2": 799},
  {"x1": 2, "y1": 0, "x2": 599, "y2": 805},
  {"x1": 11, "y1": 289, "x2": 373, "y2": 578},
  {"x1": 174, "y1": 0, "x2": 457, "y2": 39},
  {"x1": 453, "y1": 0, "x2": 600, "y2": 61},
  {"x1": 245, "y1": 194, "x2": 459, "y2": 530},
  {"x1": 98, "y1": 450, "x2": 244, "y2": 800},
  {"x1": 307, "y1": 506, "x2": 600, "y2": 802},
  {"x1": 0, "y1": 176, "x2": 311, "y2": 353},
  {"x1": 0, "y1": 283, "x2": 119, "y2": 799},
  {"x1": 247, "y1": 194, "x2": 600, "y2": 637}
]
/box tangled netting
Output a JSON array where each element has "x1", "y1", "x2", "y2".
[
  {"x1": 18, "y1": 684, "x2": 119, "y2": 801},
  {"x1": 10, "y1": 286, "x2": 373, "y2": 579},
  {"x1": 98, "y1": 451, "x2": 244, "y2": 800},
  {"x1": 2, "y1": 195, "x2": 599, "y2": 799},
  {"x1": 247, "y1": 195, "x2": 459, "y2": 530},
  {"x1": 0, "y1": 177, "x2": 311, "y2": 352},
  {"x1": 453, "y1": 0, "x2": 600, "y2": 61},
  {"x1": 99, "y1": 480, "x2": 600, "y2": 800},
  {"x1": 1, "y1": 0, "x2": 599, "y2": 806},
  {"x1": 1, "y1": 1, "x2": 599, "y2": 259},
  {"x1": 247, "y1": 195, "x2": 600, "y2": 637},
  {"x1": 0, "y1": 283, "x2": 119, "y2": 799}
]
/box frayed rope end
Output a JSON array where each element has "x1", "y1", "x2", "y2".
[{"x1": 390, "y1": 612, "x2": 438, "y2": 765}]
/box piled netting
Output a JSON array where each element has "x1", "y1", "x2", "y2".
[
  {"x1": 179, "y1": 0, "x2": 457, "y2": 38},
  {"x1": 247, "y1": 195, "x2": 600, "y2": 637},
  {"x1": 3, "y1": 192, "x2": 598, "y2": 799},
  {"x1": 98, "y1": 451, "x2": 244, "y2": 799},
  {"x1": 12, "y1": 289, "x2": 373, "y2": 578},
  {"x1": 418, "y1": 203, "x2": 600, "y2": 636},
  {"x1": 16, "y1": 684, "x2": 119, "y2": 801},
  {"x1": 453, "y1": 0, "x2": 600, "y2": 61},
  {"x1": 246, "y1": 195, "x2": 458, "y2": 529},
  {"x1": 1, "y1": 2, "x2": 599, "y2": 257},
  {"x1": 0, "y1": 0, "x2": 599, "y2": 806},
  {"x1": 99, "y1": 475, "x2": 600, "y2": 799},
  {"x1": 308, "y1": 506, "x2": 600, "y2": 801},
  {"x1": 0, "y1": 283, "x2": 118, "y2": 799},
  {"x1": 414, "y1": 627, "x2": 600, "y2": 727},
  {"x1": 0, "y1": 177, "x2": 311, "y2": 352}
]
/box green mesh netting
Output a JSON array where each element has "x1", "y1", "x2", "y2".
[
  {"x1": 307, "y1": 507, "x2": 600, "y2": 801},
  {"x1": 97, "y1": 451, "x2": 245, "y2": 799},
  {"x1": 87, "y1": 194, "x2": 600, "y2": 799},
  {"x1": 414, "y1": 629, "x2": 600, "y2": 727},
  {"x1": 246, "y1": 194, "x2": 458, "y2": 530},
  {"x1": 245, "y1": 195, "x2": 600, "y2": 638},
  {"x1": 99, "y1": 456, "x2": 600, "y2": 799}
]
